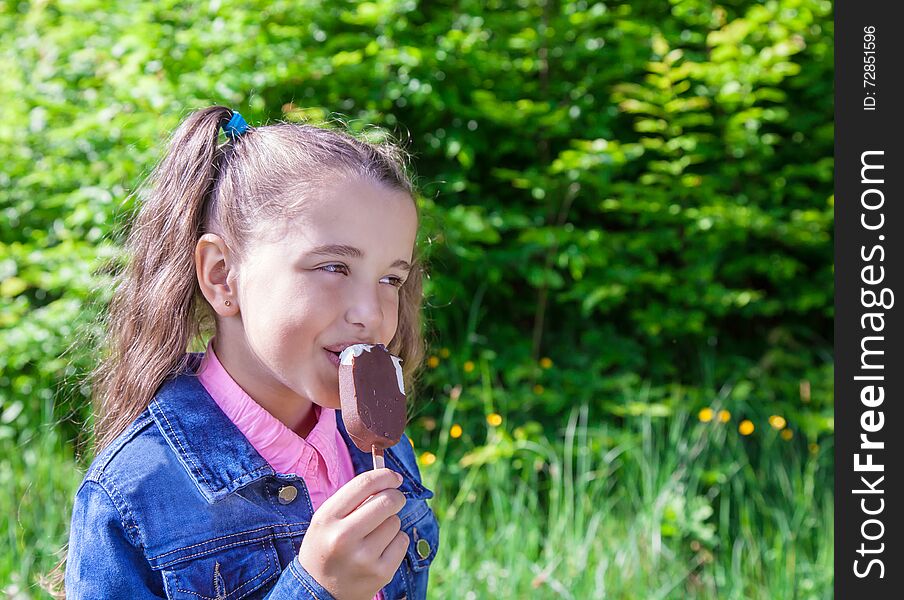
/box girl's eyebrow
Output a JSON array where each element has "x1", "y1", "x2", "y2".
[{"x1": 309, "y1": 243, "x2": 412, "y2": 271}]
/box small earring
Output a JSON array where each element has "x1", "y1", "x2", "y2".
[{"x1": 224, "y1": 300, "x2": 231, "y2": 307}]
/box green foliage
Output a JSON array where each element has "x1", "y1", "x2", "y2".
[{"x1": 1, "y1": 0, "x2": 833, "y2": 445}]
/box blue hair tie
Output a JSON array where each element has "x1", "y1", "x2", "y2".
[{"x1": 222, "y1": 110, "x2": 249, "y2": 139}]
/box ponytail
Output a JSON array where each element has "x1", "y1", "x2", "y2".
[{"x1": 93, "y1": 106, "x2": 234, "y2": 453}]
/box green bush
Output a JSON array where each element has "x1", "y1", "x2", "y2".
[{"x1": 1, "y1": 0, "x2": 833, "y2": 446}]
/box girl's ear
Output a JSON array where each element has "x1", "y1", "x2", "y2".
[{"x1": 195, "y1": 233, "x2": 238, "y2": 316}]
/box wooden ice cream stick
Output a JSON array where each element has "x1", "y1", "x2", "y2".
[{"x1": 372, "y1": 445, "x2": 385, "y2": 469}]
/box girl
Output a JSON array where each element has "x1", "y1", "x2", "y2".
[{"x1": 62, "y1": 106, "x2": 439, "y2": 599}]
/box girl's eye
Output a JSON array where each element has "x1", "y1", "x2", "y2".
[
  {"x1": 319, "y1": 264, "x2": 349, "y2": 275},
  {"x1": 319, "y1": 265, "x2": 405, "y2": 288}
]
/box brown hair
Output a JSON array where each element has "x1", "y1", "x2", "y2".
[{"x1": 43, "y1": 106, "x2": 427, "y2": 597}]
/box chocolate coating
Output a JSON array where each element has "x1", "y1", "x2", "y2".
[{"x1": 339, "y1": 343, "x2": 407, "y2": 453}]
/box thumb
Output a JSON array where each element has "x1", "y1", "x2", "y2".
[{"x1": 318, "y1": 468, "x2": 403, "y2": 520}]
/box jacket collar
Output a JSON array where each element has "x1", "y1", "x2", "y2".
[
  {"x1": 149, "y1": 354, "x2": 430, "y2": 503},
  {"x1": 148, "y1": 354, "x2": 275, "y2": 503}
]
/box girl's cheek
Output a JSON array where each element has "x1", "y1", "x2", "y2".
[{"x1": 291, "y1": 272, "x2": 330, "y2": 297}]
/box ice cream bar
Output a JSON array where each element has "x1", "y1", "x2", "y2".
[{"x1": 338, "y1": 343, "x2": 406, "y2": 469}]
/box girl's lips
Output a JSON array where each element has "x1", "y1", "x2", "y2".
[{"x1": 325, "y1": 349, "x2": 341, "y2": 367}]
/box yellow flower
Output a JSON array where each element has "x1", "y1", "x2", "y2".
[
  {"x1": 739, "y1": 420, "x2": 754, "y2": 436},
  {"x1": 768, "y1": 415, "x2": 787, "y2": 430},
  {"x1": 427, "y1": 356, "x2": 440, "y2": 368},
  {"x1": 420, "y1": 451, "x2": 436, "y2": 466},
  {"x1": 463, "y1": 360, "x2": 475, "y2": 373},
  {"x1": 533, "y1": 384, "x2": 545, "y2": 394},
  {"x1": 809, "y1": 443, "x2": 819, "y2": 455},
  {"x1": 781, "y1": 429, "x2": 793, "y2": 441},
  {"x1": 440, "y1": 347, "x2": 451, "y2": 358},
  {"x1": 450, "y1": 424, "x2": 462, "y2": 439},
  {"x1": 717, "y1": 410, "x2": 731, "y2": 423},
  {"x1": 487, "y1": 413, "x2": 502, "y2": 427},
  {"x1": 539, "y1": 357, "x2": 553, "y2": 369},
  {"x1": 698, "y1": 408, "x2": 714, "y2": 423}
]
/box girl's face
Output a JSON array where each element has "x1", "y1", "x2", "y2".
[{"x1": 213, "y1": 175, "x2": 418, "y2": 425}]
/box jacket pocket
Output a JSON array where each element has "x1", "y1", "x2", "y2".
[
  {"x1": 394, "y1": 502, "x2": 438, "y2": 600},
  {"x1": 403, "y1": 504, "x2": 438, "y2": 573},
  {"x1": 157, "y1": 535, "x2": 281, "y2": 600}
]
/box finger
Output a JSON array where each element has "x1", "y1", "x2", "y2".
[
  {"x1": 344, "y1": 488, "x2": 406, "y2": 537},
  {"x1": 318, "y1": 468, "x2": 402, "y2": 520},
  {"x1": 377, "y1": 529, "x2": 410, "y2": 573},
  {"x1": 361, "y1": 513, "x2": 402, "y2": 555}
]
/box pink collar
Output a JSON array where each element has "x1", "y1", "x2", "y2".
[{"x1": 197, "y1": 340, "x2": 343, "y2": 486}]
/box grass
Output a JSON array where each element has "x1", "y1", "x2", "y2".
[
  {"x1": 1, "y1": 396, "x2": 82, "y2": 599},
  {"x1": 1, "y1": 394, "x2": 833, "y2": 599},
  {"x1": 420, "y1": 401, "x2": 833, "y2": 599}
]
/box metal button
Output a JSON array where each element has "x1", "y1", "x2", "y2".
[
  {"x1": 278, "y1": 485, "x2": 297, "y2": 504},
  {"x1": 416, "y1": 538, "x2": 431, "y2": 559}
]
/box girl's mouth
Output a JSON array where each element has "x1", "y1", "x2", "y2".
[{"x1": 325, "y1": 349, "x2": 341, "y2": 367}]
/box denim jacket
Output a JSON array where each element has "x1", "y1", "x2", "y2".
[{"x1": 66, "y1": 355, "x2": 439, "y2": 599}]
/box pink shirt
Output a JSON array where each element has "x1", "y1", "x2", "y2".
[{"x1": 198, "y1": 341, "x2": 385, "y2": 600}]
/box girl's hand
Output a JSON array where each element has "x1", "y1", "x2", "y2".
[{"x1": 298, "y1": 468, "x2": 409, "y2": 600}]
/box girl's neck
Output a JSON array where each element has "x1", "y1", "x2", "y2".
[{"x1": 209, "y1": 337, "x2": 320, "y2": 438}]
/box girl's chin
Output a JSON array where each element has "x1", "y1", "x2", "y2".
[{"x1": 316, "y1": 389, "x2": 341, "y2": 411}]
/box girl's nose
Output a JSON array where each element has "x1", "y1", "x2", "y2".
[{"x1": 344, "y1": 285, "x2": 384, "y2": 332}]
